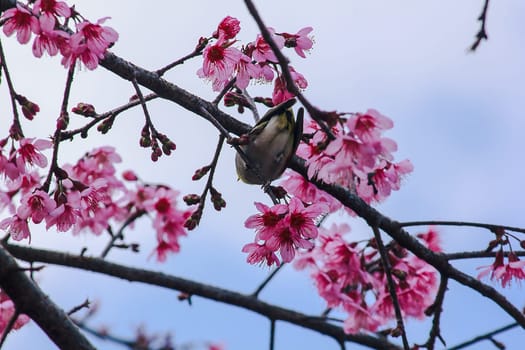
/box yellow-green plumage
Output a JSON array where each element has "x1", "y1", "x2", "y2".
[{"x1": 235, "y1": 99, "x2": 303, "y2": 185}]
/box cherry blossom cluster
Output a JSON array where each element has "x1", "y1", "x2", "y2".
[
  {"x1": 283, "y1": 110, "x2": 413, "y2": 210},
  {"x1": 198, "y1": 16, "x2": 312, "y2": 104},
  {"x1": 0, "y1": 289, "x2": 29, "y2": 338},
  {"x1": 0, "y1": 139, "x2": 190, "y2": 261},
  {"x1": 477, "y1": 250, "x2": 525, "y2": 288},
  {"x1": 1, "y1": 0, "x2": 118, "y2": 69},
  {"x1": 295, "y1": 225, "x2": 441, "y2": 334},
  {"x1": 242, "y1": 197, "x2": 327, "y2": 266}
]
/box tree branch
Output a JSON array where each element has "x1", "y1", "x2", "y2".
[
  {"x1": 0, "y1": 246, "x2": 95, "y2": 350},
  {"x1": 97, "y1": 49, "x2": 525, "y2": 329},
  {"x1": 4, "y1": 243, "x2": 401, "y2": 350}
]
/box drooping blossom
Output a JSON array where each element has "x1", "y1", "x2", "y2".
[
  {"x1": 0, "y1": 215, "x2": 30, "y2": 241},
  {"x1": 1, "y1": 5, "x2": 40, "y2": 44},
  {"x1": 272, "y1": 67, "x2": 307, "y2": 105},
  {"x1": 478, "y1": 250, "x2": 525, "y2": 287},
  {"x1": 13, "y1": 138, "x2": 52, "y2": 171},
  {"x1": 32, "y1": 27, "x2": 70, "y2": 57},
  {"x1": 62, "y1": 17, "x2": 118, "y2": 69},
  {"x1": 250, "y1": 28, "x2": 284, "y2": 63},
  {"x1": 32, "y1": 0, "x2": 71, "y2": 30},
  {"x1": 45, "y1": 191, "x2": 82, "y2": 232},
  {"x1": 281, "y1": 26, "x2": 314, "y2": 58},
  {"x1": 242, "y1": 242, "x2": 280, "y2": 267}
]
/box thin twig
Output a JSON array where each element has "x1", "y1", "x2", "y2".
[
  {"x1": 155, "y1": 49, "x2": 203, "y2": 77},
  {"x1": 212, "y1": 77, "x2": 236, "y2": 105},
  {"x1": 100, "y1": 209, "x2": 146, "y2": 258},
  {"x1": 41, "y1": 63, "x2": 76, "y2": 193},
  {"x1": 371, "y1": 226, "x2": 410, "y2": 350},
  {"x1": 399, "y1": 220, "x2": 525, "y2": 235},
  {"x1": 422, "y1": 275, "x2": 448, "y2": 349},
  {"x1": 448, "y1": 322, "x2": 518, "y2": 350},
  {"x1": 60, "y1": 93, "x2": 158, "y2": 141},
  {"x1": 252, "y1": 264, "x2": 284, "y2": 298},
  {"x1": 77, "y1": 322, "x2": 136, "y2": 348},
  {"x1": 470, "y1": 0, "x2": 491, "y2": 51},
  {"x1": 67, "y1": 299, "x2": 90, "y2": 316},
  {"x1": 269, "y1": 319, "x2": 276, "y2": 350},
  {"x1": 131, "y1": 77, "x2": 156, "y2": 134},
  {"x1": 446, "y1": 250, "x2": 525, "y2": 260}
]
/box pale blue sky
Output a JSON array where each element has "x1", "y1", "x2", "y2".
[{"x1": 1, "y1": 1, "x2": 524, "y2": 349}]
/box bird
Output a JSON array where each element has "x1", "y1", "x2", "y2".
[{"x1": 235, "y1": 98, "x2": 303, "y2": 185}]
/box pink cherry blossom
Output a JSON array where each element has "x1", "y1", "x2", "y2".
[
  {"x1": 244, "y1": 201, "x2": 287, "y2": 241},
  {"x1": 0, "y1": 215, "x2": 31, "y2": 241},
  {"x1": 0, "y1": 290, "x2": 30, "y2": 336},
  {"x1": 198, "y1": 38, "x2": 242, "y2": 91},
  {"x1": 266, "y1": 225, "x2": 314, "y2": 263},
  {"x1": 478, "y1": 251, "x2": 525, "y2": 287},
  {"x1": 342, "y1": 292, "x2": 382, "y2": 334},
  {"x1": 281, "y1": 27, "x2": 314, "y2": 58},
  {"x1": 62, "y1": 17, "x2": 118, "y2": 70},
  {"x1": 17, "y1": 190, "x2": 56, "y2": 224},
  {"x1": 45, "y1": 191, "x2": 81, "y2": 232},
  {"x1": 272, "y1": 67, "x2": 307, "y2": 105},
  {"x1": 280, "y1": 172, "x2": 342, "y2": 213},
  {"x1": 1, "y1": 5, "x2": 40, "y2": 44},
  {"x1": 496, "y1": 253, "x2": 525, "y2": 287},
  {"x1": 234, "y1": 53, "x2": 261, "y2": 89},
  {"x1": 14, "y1": 138, "x2": 52, "y2": 170},
  {"x1": 250, "y1": 28, "x2": 284, "y2": 63},
  {"x1": 417, "y1": 226, "x2": 441, "y2": 252},
  {"x1": 242, "y1": 242, "x2": 280, "y2": 267},
  {"x1": 284, "y1": 197, "x2": 327, "y2": 239},
  {"x1": 33, "y1": 0, "x2": 71, "y2": 30},
  {"x1": 347, "y1": 109, "x2": 393, "y2": 142},
  {"x1": 75, "y1": 17, "x2": 118, "y2": 56},
  {"x1": 214, "y1": 16, "x2": 240, "y2": 40},
  {"x1": 272, "y1": 75, "x2": 295, "y2": 105},
  {"x1": 33, "y1": 28, "x2": 70, "y2": 57}
]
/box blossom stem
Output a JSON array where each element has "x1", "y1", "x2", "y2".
[{"x1": 371, "y1": 226, "x2": 410, "y2": 350}]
